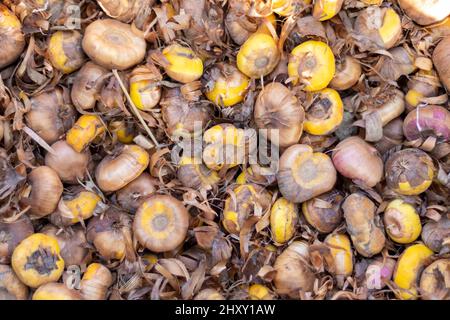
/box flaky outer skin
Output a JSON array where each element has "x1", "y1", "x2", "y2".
[{"x1": 342, "y1": 193, "x2": 385, "y2": 257}]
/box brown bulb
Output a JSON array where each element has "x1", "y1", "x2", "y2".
[
  {"x1": 330, "y1": 56, "x2": 362, "y2": 90},
  {"x1": 385, "y1": 148, "x2": 435, "y2": 196},
  {"x1": 273, "y1": 241, "x2": 316, "y2": 298},
  {"x1": 71, "y1": 62, "x2": 109, "y2": 110},
  {"x1": 160, "y1": 88, "x2": 212, "y2": 137},
  {"x1": 133, "y1": 195, "x2": 189, "y2": 253},
  {"x1": 82, "y1": 19, "x2": 146, "y2": 70},
  {"x1": 41, "y1": 224, "x2": 92, "y2": 266},
  {"x1": 0, "y1": 264, "x2": 28, "y2": 300},
  {"x1": 225, "y1": 1, "x2": 256, "y2": 45},
  {"x1": 342, "y1": 193, "x2": 386, "y2": 257},
  {"x1": 45, "y1": 140, "x2": 91, "y2": 184},
  {"x1": 254, "y1": 82, "x2": 305, "y2": 148},
  {"x1": 419, "y1": 259, "x2": 450, "y2": 300},
  {"x1": 0, "y1": 216, "x2": 34, "y2": 264},
  {"x1": 177, "y1": 157, "x2": 220, "y2": 190},
  {"x1": 277, "y1": 144, "x2": 336, "y2": 203},
  {"x1": 25, "y1": 88, "x2": 76, "y2": 144},
  {"x1": 22, "y1": 166, "x2": 63, "y2": 218},
  {"x1": 332, "y1": 137, "x2": 383, "y2": 187},
  {"x1": 87, "y1": 209, "x2": 132, "y2": 261},
  {"x1": 95, "y1": 144, "x2": 149, "y2": 192},
  {"x1": 116, "y1": 172, "x2": 158, "y2": 212},
  {"x1": 302, "y1": 190, "x2": 344, "y2": 233},
  {"x1": 421, "y1": 216, "x2": 450, "y2": 253},
  {"x1": 374, "y1": 46, "x2": 416, "y2": 82}
]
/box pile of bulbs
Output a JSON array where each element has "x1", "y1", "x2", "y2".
[{"x1": 0, "y1": 0, "x2": 449, "y2": 300}]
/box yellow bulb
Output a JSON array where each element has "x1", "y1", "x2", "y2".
[
  {"x1": 47, "y1": 31, "x2": 85, "y2": 74},
  {"x1": 203, "y1": 124, "x2": 246, "y2": 171},
  {"x1": 162, "y1": 44, "x2": 203, "y2": 83},
  {"x1": 378, "y1": 8, "x2": 402, "y2": 48},
  {"x1": 130, "y1": 79, "x2": 161, "y2": 111},
  {"x1": 65, "y1": 191, "x2": 102, "y2": 224},
  {"x1": 313, "y1": 0, "x2": 344, "y2": 21},
  {"x1": 393, "y1": 243, "x2": 433, "y2": 300},
  {"x1": 237, "y1": 33, "x2": 280, "y2": 78},
  {"x1": 66, "y1": 114, "x2": 105, "y2": 152},
  {"x1": 384, "y1": 199, "x2": 421, "y2": 244},
  {"x1": 324, "y1": 233, "x2": 353, "y2": 277},
  {"x1": 304, "y1": 88, "x2": 343, "y2": 135},
  {"x1": 12, "y1": 234, "x2": 65, "y2": 288},
  {"x1": 205, "y1": 66, "x2": 249, "y2": 107},
  {"x1": 270, "y1": 197, "x2": 298, "y2": 244},
  {"x1": 288, "y1": 40, "x2": 335, "y2": 91},
  {"x1": 248, "y1": 284, "x2": 273, "y2": 300}
]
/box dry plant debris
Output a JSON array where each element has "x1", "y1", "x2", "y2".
[{"x1": 0, "y1": 0, "x2": 449, "y2": 300}]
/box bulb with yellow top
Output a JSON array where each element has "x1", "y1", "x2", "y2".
[
  {"x1": 129, "y1": 64, "x2": 162, "y2": 111},
  {"x1": 304, "y1": 88, "x2": 343, "y2": 135},
  {"x1": 288, "y1": 40, "x2": 335, "y2": 91},
  {"x1": 133, "y1": 195, "x2": 190, "y2": 253},
  {"x1": 47, "y1": 30, "x2": 86, "y2": 74},
  {"x1": 177, "y1": 156, "x2": 220, "y2": 190},
  {"x1": 66, "y1": 114, "x2": 105, "y2": 152},
  {"x1": 202, "y1": 124, "x2": 247, "y2": 171},
  {"x1": 324, "y1": 233, "x2": 353, "y2": 282},
  {"x1": 354, "y1": 7, "x2": 402, "y2": 50},
  {"x1": 393, "y1": 243, "x2": 433, "y2": 300},
  {"x1": 383, "y1": 199, "x2": 422, "y2": 244},
  {"x1": 270, "y1": 197, "x2": 298, "y2": 244},
  {"x1": 12, "y1": 233, "x2": 65, "y2": 288},
  {"x1": 205, "y1": 63, "x2": 249, "y2": 107},
  {"x1": 162, "y1": 44, "x2": 203, "y2": 83},
  {"x1": 50, "y1": 189, "x2": 102, "y2": 227},
  {"x1": 237, "y1": 29, "x2": 280, "y2": 78}
]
